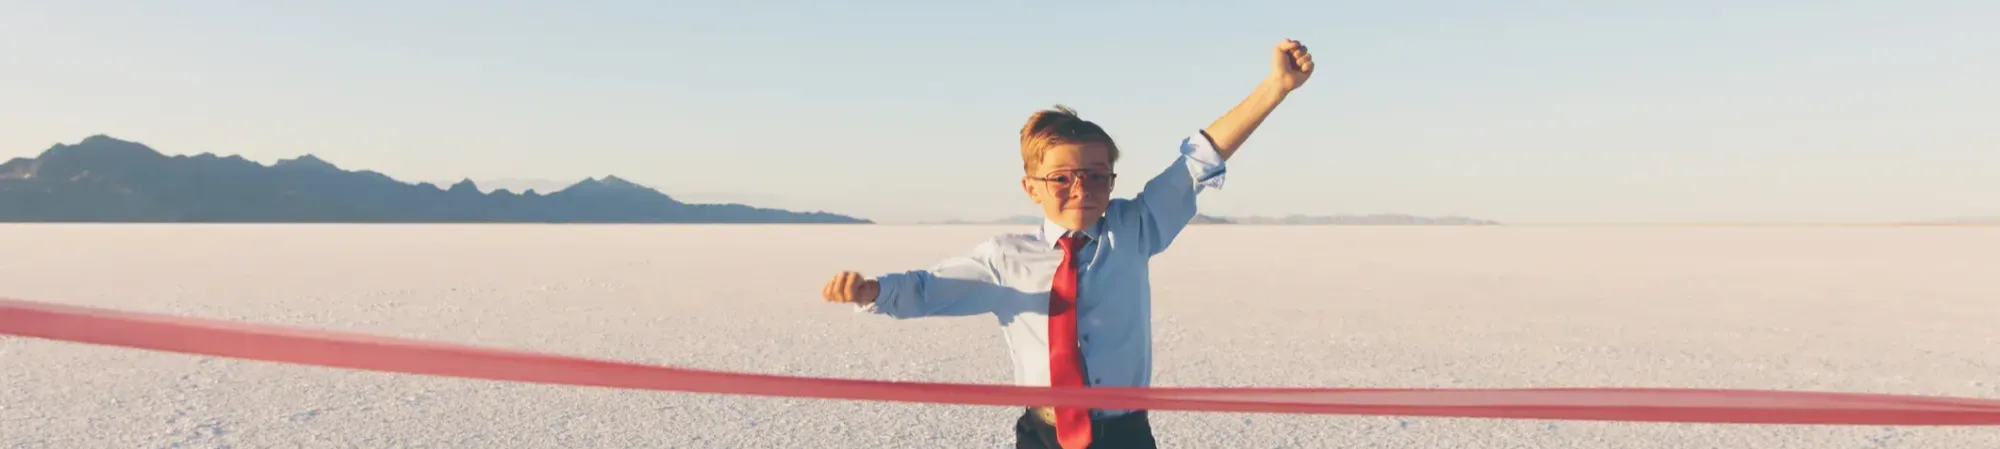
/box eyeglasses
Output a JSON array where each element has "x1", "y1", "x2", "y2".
[{"x1": 1029, "y1": 169, "x2": 1117, "y2": 191}]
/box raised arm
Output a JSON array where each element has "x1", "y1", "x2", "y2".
[
  {"x1": 1122, "y1": 39, "x2": 1316, "y2": 254},
  {"x1": 1203, "y1": 39, "x2": 1315, "y2": 161},
  {"x1": 821, "y1": 238, "x2": 1011, "y2": 319}
]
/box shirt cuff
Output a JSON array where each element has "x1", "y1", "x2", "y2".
[
  {"x1": 1183, "y1": 130, "x2": 1228, "y2": 189},
  {"x1": 853, "y1": 273, "x2": 900, "y2": 314}
]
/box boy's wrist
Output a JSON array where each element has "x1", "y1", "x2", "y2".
[
  {"x1": 859, "y1": 280, "x2": 880, "y2": 305},
  {"x1": 1258, "y1": 75, "x2": 1295, "y2": 98}
]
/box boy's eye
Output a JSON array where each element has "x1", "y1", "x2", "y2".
[{"x1": 1048, "y1": 174, "x2": 1074, "y2": 183}]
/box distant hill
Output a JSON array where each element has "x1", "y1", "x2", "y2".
[
  {"x1": 933, "y1": 213, "x2": 1495, "y2": 225},
  {"x1": 0, "y1": 135, "x2": 869, "y2": 223},
  {"x1": 1222, "y1": 214, "x2": 1499, "y2": 225},
  {"x1": 1908, "y1": 216, "x2": 2000, "y2": 225}
]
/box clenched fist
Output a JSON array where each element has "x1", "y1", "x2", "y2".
[
  {"x1": 821, "y1": 271, "x2": 880, "y2": 305},
  {"x1": 1270, "y1": 39, "x2": 1315, "y2": 92}
]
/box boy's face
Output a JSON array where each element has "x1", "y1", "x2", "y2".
[{"x1": 1021, "y1": 142, "x2": 1116, "y2": 232}]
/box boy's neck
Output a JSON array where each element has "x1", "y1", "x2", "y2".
[{"x1": 1038, "y1": 217, "x2": 1102, "y2": 245}]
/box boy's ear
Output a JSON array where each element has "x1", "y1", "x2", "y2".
[{"x1": 1019, "y1": 176, "x2": 1039, "y2": 203}]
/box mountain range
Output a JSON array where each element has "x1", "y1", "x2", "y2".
[
  {"x1": 0, "y1": 135, "x2": 869, "y2": 223},
  {"x1": 1216, "y1": 214, "x2": 1500, "y2": 225}
]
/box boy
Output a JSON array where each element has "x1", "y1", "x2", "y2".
[{"x1": 821, "y1": 39, "x2": 1316, "y2": 449}]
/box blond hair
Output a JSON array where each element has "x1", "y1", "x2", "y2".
[{"x1": 1018, "y1": 105, "x2": 1119, "y2": 174}]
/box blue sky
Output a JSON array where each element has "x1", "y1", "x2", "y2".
[{"x1": 4, "y1": 1, "x2": 1994, "y2": 224}]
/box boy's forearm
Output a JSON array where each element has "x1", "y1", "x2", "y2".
[
  {"x1": 1202, "y1": 77, "x2": 1291, "y2": 161},
  {"x1": 859, "y1": 271, "x2": 944, "y2": 318}
]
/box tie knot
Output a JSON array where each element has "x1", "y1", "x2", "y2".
[{"x1": 1058, "y1": 234, "x2": 1089, "y2": 252}]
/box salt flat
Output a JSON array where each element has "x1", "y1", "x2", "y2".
[{"x1": 3, "y1": 224, "x2": 1998, "y2": 448}]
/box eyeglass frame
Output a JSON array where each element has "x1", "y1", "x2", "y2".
[{"x1": 1026, "y1": 168, "x2": 1118, "y2": 192}]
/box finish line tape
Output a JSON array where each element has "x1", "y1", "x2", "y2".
[{"x1": 5, "y1": 297, "x2": 2000, "y2": 425}]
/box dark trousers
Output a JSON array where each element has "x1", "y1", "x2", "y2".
[{"x1": 1014, "y1": 409, "x2": 1157, "y2": 449}]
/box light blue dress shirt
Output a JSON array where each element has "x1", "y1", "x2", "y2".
[{"x1": 858, "y1": 130, "x2": 1228, "y2": 419}]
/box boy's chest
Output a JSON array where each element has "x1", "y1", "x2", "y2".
[{"x1": 998, "y1": 236, "x2": 1150, "y2": 318}]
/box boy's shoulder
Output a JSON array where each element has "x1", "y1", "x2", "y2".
[
  {"x1": 977, "y1": 231, "x2": 1044, "y2": 253},
  {"x1": 960, "y1": 229, "x2": 1060, "y2": 262},
  {"x1": 947, "y1": 232, "x2": 1040, "y2": 279}
]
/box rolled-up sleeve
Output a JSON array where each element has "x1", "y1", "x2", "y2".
[
  {"x1": 857, "y1": 238, "x2": 1007, "y2": 319},
  {"x1": 1124, "y1": 131, "x2": 1228, "y2": 255}
]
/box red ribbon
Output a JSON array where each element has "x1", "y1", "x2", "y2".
[{"x1": 5, "y1": 297, "x2": 1999, "y2": 425}]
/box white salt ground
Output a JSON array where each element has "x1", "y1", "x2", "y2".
[{"x1": 2, "y1": 224, "x2": 1997, "y2": 448}]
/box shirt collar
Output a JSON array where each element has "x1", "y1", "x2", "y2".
[{"x1": 1038, "y1": 216, "x2": 1102, "y2": 248}]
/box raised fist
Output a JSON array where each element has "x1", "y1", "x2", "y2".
[
  {"x1": 821, "y1": 271, "x2": 879, "y2": 305},
  {"x1": 1271, "y1": 39, "x2": 1315, "y2": 92}
]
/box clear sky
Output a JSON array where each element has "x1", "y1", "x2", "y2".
[{"x1": 4, "y1": 1, "x2": 1995, "y2": 224}]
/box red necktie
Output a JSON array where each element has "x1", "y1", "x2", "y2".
[{"x1": 1048, "y1": 235, "x2": 1092, "y2": 449}]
